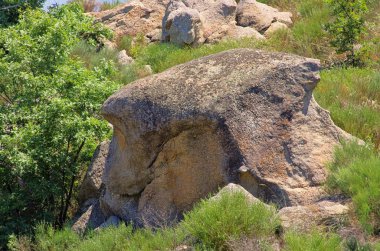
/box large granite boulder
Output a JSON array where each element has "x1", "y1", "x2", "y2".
[{"x1": 99, "y1": 49, "x2": 351, "y2": 224}]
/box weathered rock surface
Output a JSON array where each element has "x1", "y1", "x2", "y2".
[
  {"x1": 90, "y1": 0, "x2": 170, "y2": 41},
  {"x1": 279, "y1": 200, "x2": 349, "y2": 231},
  {"x1": 78, "y1": 141, "x2": 109, "y2": 204},
  {"x1": 72, "y1": 199, "x2": 106, "y2": 233},
  {"x1": 162, "y1": 0, "x2": 238, "y2": 44},
  {"x1": 229, "y1": 26, "x2": 265, "y2": 40},
  {"x1": 99, "y1": 48, "x2": 351, "y2": 224},
  {"x1": 92, "y1": 0, "x2": 293, "y2": 45},
  {"x1": 162, "y1": 2, "x2": 205, "y2": 45},
  {"x1": 236, "y1": 0, "x2": 292, "y2": 32}
]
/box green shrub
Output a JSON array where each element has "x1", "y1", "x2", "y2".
[
  {"x1": 327, "y1": 141, "x2": 380, "y2": 233},
  {"x1": 325, "y1": 0, "x2": 368, "y2": 65},
  {"x1": 34, "y1": 224, "x2": 81, "y2": 251},
  {"x1": 180, "y1": 191, "x2": 280, "y2": 250},
  {"x1": 284, "y1": 230, "x2": 342, "y2": 251},
  {"x1": 0, "y1": 0, "x2": 44, "y2": 26},
  {"x1": 0, "y1": 4, "x2": 117, "y2": 247}
]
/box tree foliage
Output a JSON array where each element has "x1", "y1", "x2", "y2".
[
  {"x1": 0, "y1": 0, "x2": 45, "y2": 26},
  {"x1": 325, "y1": 0, "x2": 368, "y2": 64},
  {"x1": 0, "y1": 4, "x2": 117, "y2": 247}
]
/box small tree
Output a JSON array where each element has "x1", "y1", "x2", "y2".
[
  {"x1": 0, "y1": 4, "x2": 115, "y2": 247},
  {"x1": 325, "y1": 0, "x2": 368, "y2": 65},
  {"x1": 0, "y1": 0, "x2": 45, "y2": 26}
]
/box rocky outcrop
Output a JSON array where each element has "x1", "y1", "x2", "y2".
[
  {"x1": 90, "y1": 0, "x2": 170, "y2": 42},
  {"x1": 162, "y1": 0, "x2": 292, "y2": 44},
  {"x1": 95, "y1": 49, "x2": 351, "y2": 225},
  {"x1": 91, "y1": 0, "x2": 292, "y2": 45}
]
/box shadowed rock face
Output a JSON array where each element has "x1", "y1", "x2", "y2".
[{"x1": 99, "y1": 49, "x2": 350, "y2": 224}]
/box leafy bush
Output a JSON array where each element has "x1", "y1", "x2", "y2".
[
  {"x1": 0, "y1": 3, "x2": 117, "y2": 247},
  {"x1": 181, "y1": 191, "x2": 280, "y2": 250},
  {"x1": 325, "y1": 0, "x2": 368, "y2": 64},
  {"x1": 284, "y1": 230, "x2": 342, "y2": 251},
  {"x1": 0, "y1": 0, "x2": 44, "y2": 26},
  {"x1": 327, "y1": 141, "x2": 380, "y2": 233}
]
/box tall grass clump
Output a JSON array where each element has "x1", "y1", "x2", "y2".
[
  {"x1": 68, "y1": 0, "x2": 98, "y2": 12},
  {"x1": 33, "y1": 224, "x2": 81, "y2": 251},
  {"x1": 315, "y1": 68, "x2": 380, "y2": 149},
  {"x1": 70, "y1": 41, "x2": 148, "y2": 85},
  {"x1": 10, "y1": 190, "x2": 281, "y2": 250},
  {"x1": 181, "y1": 191, "x2": 280, "y2": 250},
  {"x1": 100, "y1": 0, "x2": 125, "y2": 11},
  {"x1": 327, "y1": 141, "x2": 380, "y2": 234},
  {"x1": 284, "y1": 230, "x2": 342, "y2": 251}
]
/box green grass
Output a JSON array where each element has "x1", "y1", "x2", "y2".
[
  {"x1": 11, "y1": 190, "x2": 280, "y2": 251},
  {"x1": 315, "y1": 68, "x2": 380, "y2": 149},
  {"x1": 134, "y1": 38, "x2": 265, "y2": 73},
  {"x1": 10, "y1": 189, "x2": 380, "y2": 250},
  {"x1": 326, "y1": 141, "x2": 380, "y2": 234},
  {"x1": 284, "y1": 230, "x2": 342, "y2": 251},
  {"x1": 181, "y1": 191, "x2": 280, "y2": 250},
  {"x1": 99, "y1": 0, "x2": 124, "y2": 11}
]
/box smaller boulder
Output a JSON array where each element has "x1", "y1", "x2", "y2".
[
  {"x1": 162, "y1": 4, "x2": 204, "y2": 45},
  {"x1": 146, "y1": 28, "x2": 162, "y2": 42},
  {"x1": 274, "y1": 11, "x2": 293, "y2": 26},
  {"x1": 279, "y1": 200, "x2": 349, "y2": 231},
  {"x1": 237, "y1": 0, "x2": 292, "y2": 32},
  {"x1": 229, "y1": 26, "x2": 265, "y2": 40},
  {"x1": 264, "y1": 21, "x2": 288, "y2": 37},
  {"x1": 117, "y1": 50, "x2": 135, "y2": 66}
]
